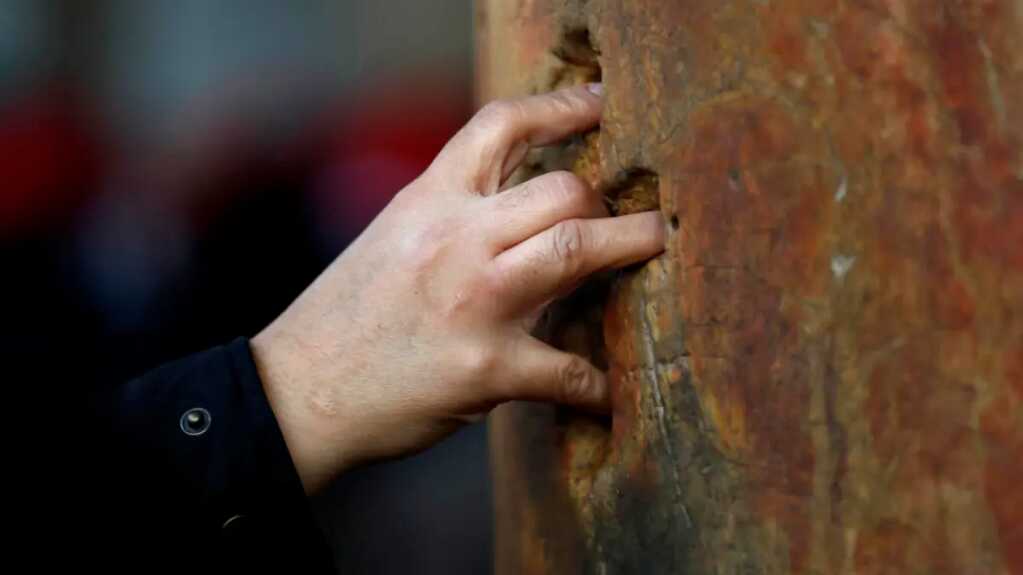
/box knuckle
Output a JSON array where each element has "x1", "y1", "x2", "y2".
[
  {"x1": 404, "y1": 242, "x2": 438, "y2": 276},
  {"x1": 557, "y1": 356, "x2": 594, "y2": 403},
  {"x1": 440, "y1": 267, "x2": 502, "y2": 320},
  {"x1": 545, "y1": 171, "x2": 587, "y2": 207},
  {"x1": 464, "y1": 268, "x2": 503, "y2": 309},
  {"x1": 477, "y1": 266, "x2": 505, "y2": 298},
  {"x1": 476, "y1": 99, "x2": 519, "y2": 128},
  {"x1": 403, "y1": 225, "x2": 447, "y2": 272},
  {"x1": 495, "y1": 180, "x2": 533, "y2": 211},
  {"x1": 545, "y1": 90, "x2": 581, "y2": 115},
  {"x1": 550, "y1": 219, "x2": 587, "y2": 274},
  {"x1": 461, "y1": 343, "x2": 501, "y2": 379}
]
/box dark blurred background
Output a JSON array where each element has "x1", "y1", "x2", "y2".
[{"x1": 1, "y1": 1, "x2": 490, "y2": 572}]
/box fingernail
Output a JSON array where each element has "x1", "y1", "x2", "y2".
[{"x1": 585, "y1": 82, "x2": 604, "y2": 96}]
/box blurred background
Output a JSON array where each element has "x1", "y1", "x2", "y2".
[{"x1": 1, "y1": 1, "x2": 489, "y2": 572}]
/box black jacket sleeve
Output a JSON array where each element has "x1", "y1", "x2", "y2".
[{"x1": 91, "y1": 338, "x2": 335, "y2": 573}]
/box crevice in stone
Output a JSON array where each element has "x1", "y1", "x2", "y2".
[
  {"x1": 601, "y1": 168, "x2": 661, "y2": 216},
  {"x1": 544, "y1": 275, "x2": 614, "y2": 459},
  {"x1": 549, "y1": 26, "x2": 602, "y2": 89}
]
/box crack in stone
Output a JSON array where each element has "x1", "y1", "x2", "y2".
[
  {"x1": 977, "y1": 39, "x2": 1007, "y2": 133},
  {"x1": 637, "y1": 278, "x2": 692, "y2": 529}
]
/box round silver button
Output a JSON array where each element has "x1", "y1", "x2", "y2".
[{"x1": 180, "y1": 407, "x2": 211, "y2": 436}]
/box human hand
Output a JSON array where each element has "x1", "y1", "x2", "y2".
[{"x1": 251, "y1": 84, "x2": 665, "y2": 493}]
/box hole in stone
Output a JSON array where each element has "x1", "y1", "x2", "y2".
[
  {"x1": 555, "y1": 27, "x2": 600, "y2": 68},
  {"x1": 602, "y1": 168, "x2": 660, "y2": 216},
  {"x1": 543, "y1": 278, "x2": 612, "y2": 371},
  {"x1": 551, "y1": 27, "x2": 602, "y2": 85},
  {"x1": 670, "y1": 215, "x2": 680, "y2": 230}
]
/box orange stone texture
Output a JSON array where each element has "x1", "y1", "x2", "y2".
[{"x1": 478, "y1": 1, "x2": 1023, "y2": 573}]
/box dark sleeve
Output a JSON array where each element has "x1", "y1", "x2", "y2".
[{"x1": 93, "y1": 338, "x2": 336, "y2": 573}]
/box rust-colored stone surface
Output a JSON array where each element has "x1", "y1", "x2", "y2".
[{"x1": 479, "y1": 0, "x2": 1023, "y2": 573}]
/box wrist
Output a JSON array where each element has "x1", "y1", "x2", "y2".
[{"x1": 250, "y1": 327, "x2": 354, "y2": 494}]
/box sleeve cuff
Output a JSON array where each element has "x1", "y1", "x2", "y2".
[
  {"x1": 214, "y1": 337, "x2": 311, "y2": 520},
  {"x1": 110, "y1": 337, "x2": 332, "y2": 568}
]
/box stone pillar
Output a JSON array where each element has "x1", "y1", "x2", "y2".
[{"x1": 479, "y1": 1, "x2": 1023, "y2": 573}]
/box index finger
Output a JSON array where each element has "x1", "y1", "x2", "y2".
[{"x1": 434, "y1": 84, "x2": 604, "y2": 195}]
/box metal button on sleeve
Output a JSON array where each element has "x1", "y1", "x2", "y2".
[{"x1": 180, "y1": 407, "x2": 211, "y2": 436}]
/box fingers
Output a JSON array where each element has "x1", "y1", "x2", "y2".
[
  {"x1": 434, "y1": 84, "x2": 603, "y2": 194},
  {"x1": 492, "y1": 211, "x2": 665, "y2": 314},
  {"x1": 483, "y1": 170, "x2": 608, "y2": 251},
  {"x1": 494, "y1": 337, "x2": 609, "y2": 411}
]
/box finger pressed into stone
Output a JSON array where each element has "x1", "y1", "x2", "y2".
[{"x1": 491, "y1": 211, "x2": 665, "y2": 314}]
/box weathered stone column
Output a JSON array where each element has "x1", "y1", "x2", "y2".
[{"x1": 479, "y1": 1, "x2": 1023, "y2": 573}]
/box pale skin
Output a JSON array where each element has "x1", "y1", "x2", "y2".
[{"x1": 250, "y1": 83, "x2": 666, "y2": 494}]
